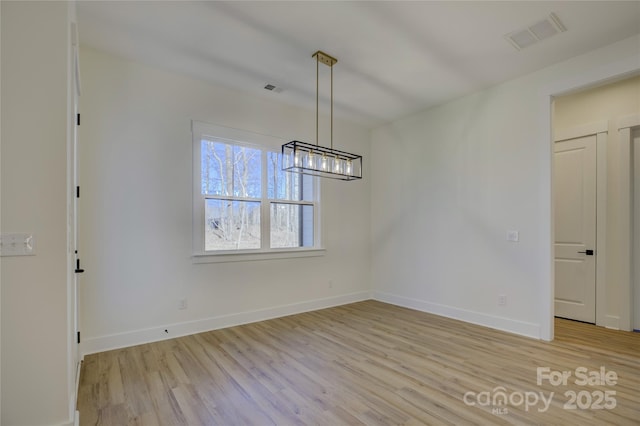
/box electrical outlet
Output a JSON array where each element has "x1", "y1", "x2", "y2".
[
  {"x1": 328, "y1": 280, "x2": 333, "y2": 289},
  {"x1": 179, "y1": 298, "x2": 188, "y2": 310},
  {"x1": 506, "y1": 230, "x2": 519, "y2": 242},
  {"x1": 498, "y1": 295, "x2": 507, "y2": 306}
]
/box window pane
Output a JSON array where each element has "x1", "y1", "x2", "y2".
[
  {"x1": 267, "y1": 152, "x2": 314, "y2": 201},
  {"x1": 270, "y1": 203, "x2": 314, "y2": 248},
  {"x1": 201, "y1": 140, "x2": 261, "y2": 198},
  {"x1": 205, "y1": 199, "x2": 261, "y2": 250}
]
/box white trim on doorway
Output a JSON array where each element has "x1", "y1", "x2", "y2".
[
  {"x1": 554, "y1": 121, "x2": 608, "y2": 142},
  {"x1": 617, "y1": 113, "x2": 640, "y2": 331},
  {"x1": 540, "y1": 53, "x2": 640, "y2": 341}
]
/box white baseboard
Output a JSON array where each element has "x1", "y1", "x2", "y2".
[
  {"x1": 81, "y1": 291, "x2": 544, "y2": 356},
  {"x1": 604, "y1": 315, "x2": 620, "y2": 330},
  {"x1": 372, "y1": 291, "x2": 541, "y2": 339},
  {"x1": 81, "y1": 291, "x2": 370, "y2": 356}
]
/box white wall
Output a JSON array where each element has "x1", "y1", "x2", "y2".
[
  {"x1": 78, "y1": 47, "x2": 371, "y2": 354},
  {"x1": 1, "y1": 2, "x2": 74, "y2": 425},
  {"x1": 554, "y1": 76, "x2": 640, "y2": 330},
  {"x1": 371, "y1": 35, "x2": 640, "y2": 340}
]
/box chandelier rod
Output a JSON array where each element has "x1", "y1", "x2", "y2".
[{"x1": 331, "y1": 61, "x2": 334, "y2": 151}]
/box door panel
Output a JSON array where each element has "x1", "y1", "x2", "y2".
[{"x1": 554, "y1": 135, "x2": 596, "y2": 323}]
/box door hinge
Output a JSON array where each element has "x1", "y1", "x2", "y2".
[
  {"x1": 75, "y1": 258, "x2": 85, "y2": 274},
  {"x1": 77, "y1": 113, "x2": 80, "y2": 126},
  {"x1": 77, "y1": 331, "x2": 81, "y2": 344},
  {"x1": 76, "y1": 186, "x2": 80, "y2": 198}
]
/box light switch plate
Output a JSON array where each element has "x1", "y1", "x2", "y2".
[{"x1": 0, "y1": 233, "x2": 36, "y2": 256}]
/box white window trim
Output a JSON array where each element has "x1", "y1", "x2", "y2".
[{"x1": 191, "y1": 121, "x2": 324, "y2": 263}]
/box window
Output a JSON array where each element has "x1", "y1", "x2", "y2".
[{"x1": 192, "y1": 122, "x2": 321, "y2": 259}]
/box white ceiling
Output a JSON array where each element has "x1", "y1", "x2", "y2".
[{"x1": 77, "y1": 1, "x2": 640, "y2": 127}]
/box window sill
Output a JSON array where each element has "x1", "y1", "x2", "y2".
[{"x1": 192, "y1": 248, "x2": 326, "y2": 264}]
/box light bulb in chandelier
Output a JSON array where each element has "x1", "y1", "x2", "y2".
[
  {"x1": 333, "y1": 156, "x2": 342, "y2": 174},
  {"x1": 293, "y1": 149, "x2": 301, "y2": 167},
  {"x1": 307, "y1": 150, "x2": 315, "y2": 168},
  {"x1": 321, "y1": 153, "x2": 328, "y2": 171}
]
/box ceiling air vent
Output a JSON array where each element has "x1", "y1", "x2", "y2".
[{"x1": 505, "y1": 13, "x2": 566, "y2": 51}]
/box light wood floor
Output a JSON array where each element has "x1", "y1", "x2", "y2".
[{"x1": 77, "y1": 301, "x2": 640, "y2": 425}]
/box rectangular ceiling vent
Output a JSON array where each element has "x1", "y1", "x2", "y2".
[{"x1": 505, "y1": 13, "x2": 566, "y2": 51}]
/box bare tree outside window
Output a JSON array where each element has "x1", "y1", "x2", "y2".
[
  {"x1": 267, "y1": 152, "x2": 314, "y2": 248},
  {"x1": 202, "y1": 141, "x2": 261, "y2": 250},
  {"x1": 199, "y1": 137, "x2": 316, "y2": 252}
]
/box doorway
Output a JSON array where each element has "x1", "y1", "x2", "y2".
[{"x1": 552, "y1": 74, "x2": 640, "y2": 333}]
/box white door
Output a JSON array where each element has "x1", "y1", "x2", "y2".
[{"x1": 554, "y1": 135, "x2": 597, "y2": 323}]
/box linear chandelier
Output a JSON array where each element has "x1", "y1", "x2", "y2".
[{"x1": 282, "y1": 51, "x2": 362, "y2": 181}]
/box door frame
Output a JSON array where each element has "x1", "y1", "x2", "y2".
[
  {"x1": 540, "y1": 53, "x2": 640, "y2": 341},
  {"x1": 633, "y1": 125, "x2": 640, "y2": 331},
  {"x1": 554, "y1": 124, "x2": 608, "y2": 327},
  {"x1": 617, "y1": 113, "x2": 640, "y2": 331},
  {"x1": 67, "y1": 18, "x2": 82, "y2": 422}
]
